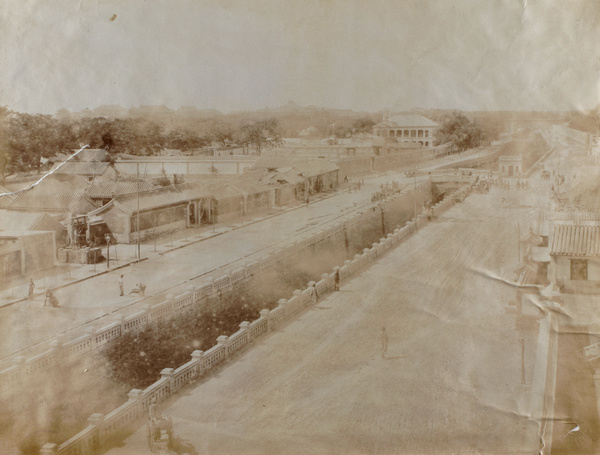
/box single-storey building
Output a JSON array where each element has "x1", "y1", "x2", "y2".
[
  {"x1": 499, "y1": 156, "x2": 523, "y2": 177},
  {"x1": 228, "y1": 179, "x2": 273, "y2": 216},
  {"x1": 6, "y1": 178, "x2": 99, "y2": 219},
  {"x1": 87, "y1": 184, "x2": 213, "y2": 244},
  {"x1": 260, "y1": 168, "x2": 305, "y2": 207},
  {"x1": 0, "y1": 230, "x2": 56, "y2": 280},
  {"x1": 207, "y1": 183, "x2": 244, "y2": 224},
  {"x1": 85, "y1": 179, "x2": 156, "y2": 206},
  {"x1": 373, "y1": 114, "x2": 439, "y2": 147},
  {"x1": 549, "y1": 224, "x2": 600, "y2": 293},
  {"x1": 0, "y1": 184, "x2": 15, "y2": 209},
  {"x1": 292, "y1": 160, "x2": 339, "y2": 196},
  {"x1": 0, "y1": 210, "x2": 65, "y2": 242},
  {"x1": 50, "y1": 161, "x2": 118, "y2": 182}
]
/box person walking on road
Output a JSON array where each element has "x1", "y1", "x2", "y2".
[
  {"x1": 28, "y1": 279, "x2": 35, "y2": 300},
  {"x1": 44, "y1": 290, "x2": 59, "y2": 307},
  {"x1": 379, "y1": 326, "x2": 389, "y2": 358},
  {"x1": 334, "y1": 269, "x2": 340, "y2": 291},
  {"x1": 119, "y1": 274, "x2": 124, "y2": 296},
  {"x1": 309, "y1": 282, "x2": 318, "y2": 305}
]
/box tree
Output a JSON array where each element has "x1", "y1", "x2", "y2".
[
  {"x1": 240, "y1": 118, "x2": 283, "y2": 155},
  {"x1": 352, "y1": 117, "x2": 376, "y2": 134},
  {"x1": 6, "y1": 113, "x2": 74, "y2": 174},
  {"x1": 435, "y1": 111, "x2": 484, "y2": 153},
  {"x1": 0, "y1": 106, "x2": 11, "y2": 178},
  {"x1": 210, "y1": 125, "x2": 235, "y2": 148}
]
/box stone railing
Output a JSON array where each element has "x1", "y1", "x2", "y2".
[
  {"x1": 546, "y1": 211, "x2": 600, "y2": 224},
  {"x1": 0, "y1": 180, "x2": 431, "y2": 397},
  {"x1": 39, "y1": 181, "x2": 474, "y2": 455}
]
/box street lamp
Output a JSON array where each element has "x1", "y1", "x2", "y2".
[{"x1": 105, "y1": 234, "x2": 111, "y2": 269}]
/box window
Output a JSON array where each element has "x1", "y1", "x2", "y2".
[
  {"x1": 570, "y1": 259, "x2": 588, "y2": 280},
  {"x1": 411, "y1": 130, "x2": 416, "y2": 137},
  {"x1": 425, "y1": 130, "x2": 429, "y2": 137},
  {"x1": 404, "y1": 130, "x2": 409, "y2": 137},
  {"x1": 418, "y1": 130, "x2": 423, "y2": 137}
]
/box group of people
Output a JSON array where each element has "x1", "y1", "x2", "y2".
[
  {"x1": 27, "y1": 279, "x2": 60, "y2": 307},
  {"x1": 499, "y1": 178, "x2": 530, "y2": 191},
  {"x1": 370, "y1": 180, "x2": 401, "y2": 203},
  {"x1": 120, "y1": 274, "x2": 146, "y2": 296}
]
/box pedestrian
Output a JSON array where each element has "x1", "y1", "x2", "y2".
[
  {"x1": 380, "y1": 326, "x2": 389, "y2": 358},
  {"x1": 28, "y1": 279, "x2": 35, "y2": 301},
  {"x1": 119, "y1": 274, "x2": 124, "y2": 296},
  {"x1": 334, "y1": 269, "x2": 340, "y2": 291},
  {"x1": 44, "y1": 290, "x2": 59, "y2": 307},
  {"x1": 309, "y1": 282, "x2": 318, "y2": 305}
]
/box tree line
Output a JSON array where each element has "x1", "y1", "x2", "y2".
[{"x1": 0, "y1": 110, "x2": 293, "y2": 177}]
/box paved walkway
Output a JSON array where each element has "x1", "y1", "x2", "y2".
[
  {"x1": 0, "y1": 148, "x2": 497, "y2": 363},
  {"x1": 106, "y1": 183, "x2": 544, "y2": 455}
]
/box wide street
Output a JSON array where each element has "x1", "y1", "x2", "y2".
[
  {"x1": 106, "y1": 175, "x2": 545, "y2": 454},
  {"x1": 0, "y1": 148, "x2": 497, "y2": 363}
]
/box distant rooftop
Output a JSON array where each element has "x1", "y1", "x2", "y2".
[{"x1": 378, "y1": 114, "x2": 439, "y2": 128}]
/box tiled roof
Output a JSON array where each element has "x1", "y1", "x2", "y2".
[
  {"x1": 208, "y1": 184, "x2": 243, "y2": 200},
  {"x1": 7, "y1": 179, "x2": 91, "y2": 212},
  {"x1": 292, "y1": 160, "x2": 339, "y2": 178},
  {"x1": 96, "y1": 184, "x2": 212, "y2": 215},
  {"x1": 378, "y1": 114, "x2": 439, "y2": 128},
  {"x1": 228, "y1": 179, "x2": 271, "y2": 195},
  {"x1": 73, "y1": 149, "x2": 112, "y2": 162},
  {"x1": 85, "y1": 179, "x2": 156, "y2": 199},
  {"x1": 550, "y1": 224, "x2": 600, "y2": 257},
  {"x1": 114, "y1": 187, "x2": 189, "y2": 214},
  {"x1": 9, "y1": 190, "x2": 87, "y2": 212},
  {"x1": 252, "y1": 156, "x2": 295, "y2": 170},
  {"x1": 0, "y1": 210, "x2": 63, "y2": 231},
  {"x1": 0, "y1": 185, "x2": 15, "y2": 208},
  {"x1": 51, "y1": 161, "x2": 111, "y2": 176}
]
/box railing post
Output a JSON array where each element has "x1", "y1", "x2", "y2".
[
  {"x1": 143, "y1": 304, "x2": 153, "y2": 326},
  {"x1": 277, "y1": 299, "x2": 287, "y2": 318},
  {"x1": 160, "y1": 368, "x2": 175, "y2": 394},
  {"x1": 191, "y1": 350, "x2": 204, "y2": 376},
  {"x1": 292, "y1": 290, "x2": 303, "y2": 308},
  {"x1": 217, "y1": 335, "x2": 229, "y2": 358},
  {"x1": 260, "y1": 309, "x2": 270, "y2": 332},
  {"x1": 40, "y1": 443, "x2": 58, "y2": 454},
  {"x1": 85, "y1": 326, "x2": 97, "y2": 349},
  {"x1": 239, "y1": 321, "x2": 251, "y2": 342},
  {"x1": 88, "y1": 413, "x2": 105, "y2": 447},
  {"x1": 320, "y1": 273, "x2": 330, "y2": 292},
  {"x1": 116, "y1": 314, "x2": 126, "y2": 335}
]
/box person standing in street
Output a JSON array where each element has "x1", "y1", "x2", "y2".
[
  {"x1": 334, "y1": 269, "x2": 340, "y2": 291},
  {"x1": 309, "y1": 282, "x2": 318, "y2": 305},
  {"x1": 119, "y1": 274, "x2": 124, "y2": 296},
  {"x1": 380, "y1": 326, "x2": 389, "y2": 358},
  {"x1": 28, "y1": 279, "x2": 35, "y2": 300}
]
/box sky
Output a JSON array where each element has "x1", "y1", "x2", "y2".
[{"x1": 1, "y1": 0, "x2": 599, "y2": 115}]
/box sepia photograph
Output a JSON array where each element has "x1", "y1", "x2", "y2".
[{"x1": 1, "y1": 0, "x2": 600, "y2": 453}]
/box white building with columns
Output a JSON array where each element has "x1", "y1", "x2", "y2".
[{"x1": 374, "y1": 114, "x2": 439, "y2": 147}]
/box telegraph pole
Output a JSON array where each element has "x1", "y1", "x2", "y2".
[{"x1": 136, "y1": 167, "x2": 141, "y2": 262}]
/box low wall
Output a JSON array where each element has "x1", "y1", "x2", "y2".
[
  {"x1": 1, "y1": 181, "x2": 447, "y2": 400},
  {"x1": 38, "y1": 182, "x2": 475, "y2": 455}
]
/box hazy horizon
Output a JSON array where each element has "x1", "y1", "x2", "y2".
[{"x1": 2, "y1": 0, "x2": 599, "y2": 115}]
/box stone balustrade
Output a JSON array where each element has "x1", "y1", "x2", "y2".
[
  {"x1": 6, "y1": 182, "x2": 473, "y2": 410},
  {"x1": 39, "y1": 181, "x2": 475, "y2": 454}
]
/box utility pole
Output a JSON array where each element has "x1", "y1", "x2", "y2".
[
  {"x1": 136, "y1": 168, "x2": 141, "y2": 262},
  {"x1": 413, "y1": 163, "x2": 418, "y2": 230},
  {"x1": 519, "y1": 338, "x2": 525, "y2": 384},
  {"x1": 518, "y1": 223, "x2": 521, "y2": 262},
  {"x1": 105, "y1": 234, "x2": 110, "y2": 269}
]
